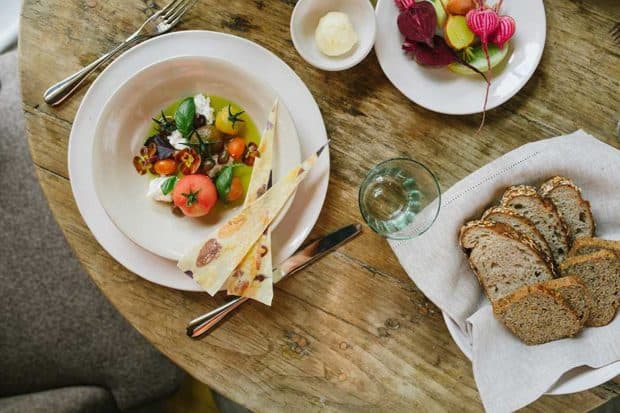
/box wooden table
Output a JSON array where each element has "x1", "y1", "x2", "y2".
[{"x1": 19, "y1": 0, "x2": 619, "y2": 411}]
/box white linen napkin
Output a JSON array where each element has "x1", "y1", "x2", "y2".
[{"x1": 389, "y1": 130, "x2": 620, "y2": 412}]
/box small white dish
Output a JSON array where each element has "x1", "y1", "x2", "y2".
[
  {"x1": 92, "y1": 56, "x2": 301, "y2": 261},
  {"x1": 375, "y1": 0, "x2": 546, "y2": 114},
  {"x1": 291, "y1": 0, "x2": 377, "y2": 71},
  {"x1": 69, "y1": 31, "x2": 330, "y2": 291}
]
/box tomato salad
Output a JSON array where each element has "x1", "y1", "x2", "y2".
[{"x1": 133, "y1": 94, "x2": 260, "y2": 218}]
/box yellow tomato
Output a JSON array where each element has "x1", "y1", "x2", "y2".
[{"x1": 215, "y1": 105, "x2": 245, "y2": 135}]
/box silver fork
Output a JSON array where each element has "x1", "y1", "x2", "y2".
[{"x1": 43, "y1": 0, "x2": 198, "y2": 106}]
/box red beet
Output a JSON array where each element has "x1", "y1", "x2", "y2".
[
  {"x1": 403, "y1": 36, "x2": 491, "y2": 88},
  {"x1": 396, "y1": 0, "x2": 437, "y2": 48},
  {"x1": 403, "y1": 36, "x2": 457, "y2": 66}
]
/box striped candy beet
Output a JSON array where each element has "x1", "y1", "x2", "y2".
[
  {"x1": 395, "y1": 0, "x2": 415, "y2": 12},
  {"x1": 466, "y1": 7, "x2": 499, "y2": 45},
  {"x1": 466, "y1": 3, "x2": 500, "y2": 132},
  {"x1": 490, "y1": 15, "x2": 516, "y2": 49}
]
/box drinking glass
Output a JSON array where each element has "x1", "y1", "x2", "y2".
[{"x1": 358, "y1": 158, "x2": 441, "y2": 240}]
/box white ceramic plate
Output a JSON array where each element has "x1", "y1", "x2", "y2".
[
  {"x1": 374, "y1": 0, "x2": 546, "y2": 114},
  {"x1": 92, "y1": 56, "x2": 301, "y2": 260},
  {"x1": 443, "y1": 312, "x2": 620, "y2": 395},
  {"x1": 69, "y1": 31, "x2": 330, "y2": 291}
]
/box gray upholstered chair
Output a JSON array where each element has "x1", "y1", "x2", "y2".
[{"x1": 0, "y1": 50, "x2": 184, "y2": 413}]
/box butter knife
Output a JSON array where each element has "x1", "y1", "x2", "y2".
[{"x1": 186, "y1": 224, "x2": 362, "y2": 338}]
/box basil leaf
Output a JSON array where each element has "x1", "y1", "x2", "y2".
[
  {"x1": 216, "y1": 165, "x2": 234, "y2": 200},
  {"x1": 160, "y1": 176, "x2": 178, "y2": 196},
  {"x1": 175, "y1": 97, "x2": 195, "y2": 139}
]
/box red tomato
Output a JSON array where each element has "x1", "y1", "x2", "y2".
[
  {"x1": 172, "y1": 175, "x2": 217, "y2": 217},
  {"x1": 227, "y1": 137, "x2": 246, "y2": 160}
]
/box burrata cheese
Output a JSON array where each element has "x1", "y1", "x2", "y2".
[{"x1": 315, "y1": 12, "x2": 358, "y2": 57}]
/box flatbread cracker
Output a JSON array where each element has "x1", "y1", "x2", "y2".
[
  {"x1": 178, "y1": 150, "x2": 321, "y2": 296},
  {"x1": 226, "y1": 100, "x2": 277, "y2": 304}
]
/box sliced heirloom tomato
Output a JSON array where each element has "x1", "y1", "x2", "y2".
[
  {"x1": 215, "y1": 165, "x2": 244, "y2": 203},
  {"x1": 172, "y1": 175, "x2": 218, "y2": 217},
  {"x1": 226, "y1": 176, "x2": 244, "y2": 202}
]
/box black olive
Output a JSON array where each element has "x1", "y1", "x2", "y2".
[
  {"x1": 193, "y1": 114, "x2": 206, "y2": 128},
  {"x1": 243, "y1": 153, "x2": 256, "y2": 166},
  {"x1": 171, "y1": 206, "x2": 185, "y2": 217},
  {"x1": 210, "y1": 141, "x2": 224, "y2": 153},
  {"x1": 218, "y1": 150, "x2": 230, "y2": 164},
  {"x1": 202, "y1": 158, "x2": 216, "y2": 173}
]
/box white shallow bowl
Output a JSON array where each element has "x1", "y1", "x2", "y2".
[
  {"x1": 69, "y1": 30, "x2": 330, "y2": 292},
  {"x1": 92, "y1": 56, "x2": 301, "y2": 261},
  {"x1": 375, "y1": 0, "x2": 546, "y2": 114},
  {"x1": 291, "y1": 0, "x2": 377, "y2": 71}
]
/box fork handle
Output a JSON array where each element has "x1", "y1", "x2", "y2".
[
  {"x1": 43, "y1": 35, "x2": 141, "y2": 106},
  {"x1": 186, "y1": 297, "x2": 249, "y2": 338}
]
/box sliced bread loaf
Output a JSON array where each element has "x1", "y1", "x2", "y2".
[
  {"x1": 560, "y1": 250, "x2": 620, "y2": 327},
  {"x1": 460, "y1": 220, "x2": 555, "y2": 302},
  {"x1": 500, "y1": 185, "x2": 571, "y2": 264},
  {"x1": 544, "y1": 276, "x2": 591, "y2": 327},
  {"x1": 482, "y1": 206, "x2": 555, "y2": 271},
  {"x1": 569, "y1": 237, "x2": 620, "y2": 258},
  {"x1": 539, "y1": 176, "x2": 595, "y2": 242},
  {"x1": 493, "y1": 284, "x2": 582, "y2": 345}
]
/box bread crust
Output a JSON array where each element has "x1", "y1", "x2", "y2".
[
  {"x1": 560, "y1": 249, "x2": 617, "y2": 270},
  {"x1": 544, "y1": 275, "x2": 592, "y2": 327},
  {"x1": 460, "y1": 220, "x2": 555, "y2": 270},
  {"x1": 493, "y1": 283, "x2": 582, "y2": 344},
  {"x1": 539, "y1": 176, "x2": 596, "y2": 240},
  {"x1": 560, "y1": 250, "x2": 620, "y2": 327},
  {"x1": 539, "y1": 176, "x2": 582, "y2": 197},
  {"x1": 460, "y1": 220, "x2": 556, "y2": 302},
  {"x1": 482, "y1": 205, "x2": 555, "y2": 272},
  {"x1": 569, "y1": 237, "x2": 620, "y2": 258},
  {"x1": 500, "y1": 184, "x2": 571, "y2": 264}
]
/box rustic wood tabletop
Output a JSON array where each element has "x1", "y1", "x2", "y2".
[{"x1": 19, "y1": 0, "x2": 619, "y2": 411}]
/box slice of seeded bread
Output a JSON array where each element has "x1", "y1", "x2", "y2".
[
  {"x1": 544, "y1": 276, "x2": 591, "y2": 327},
  {"x1": 501, "y1": 185, "x2": 571, "y2": 265},
  {"x1": 560, "y1": 250, "x2": 620, "y2": 327},
  {"x1": 482, "y1": 206, "x2": 555, "y2": 272},
  {"x1": 460, "y1": 220, "x2": 555, "y2": 302},
  {"x1": 569, "y1": 237, "x2": 620, "y2": 258},
  {"x1": 493, "y1": 283, "x2": 582, "y2": 345},
  {"x1": 539, "y1": 176, "x2": 596, "y2": 242}
]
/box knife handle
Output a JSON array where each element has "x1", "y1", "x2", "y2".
[
  {"x1": 186, "y1": 296, "x2": 249, "y2": 338},
  {"x1": 185, "y1": 224, "x2": 362, "y2": 339}
]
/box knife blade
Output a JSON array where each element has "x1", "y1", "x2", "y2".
[{"x1": 186, "y1": 223, "x2": 362, "y2": 338}]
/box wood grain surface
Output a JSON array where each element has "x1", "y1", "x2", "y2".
[{"x1": 19, "y1": 0, "x2": 620, "y2": 411}]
